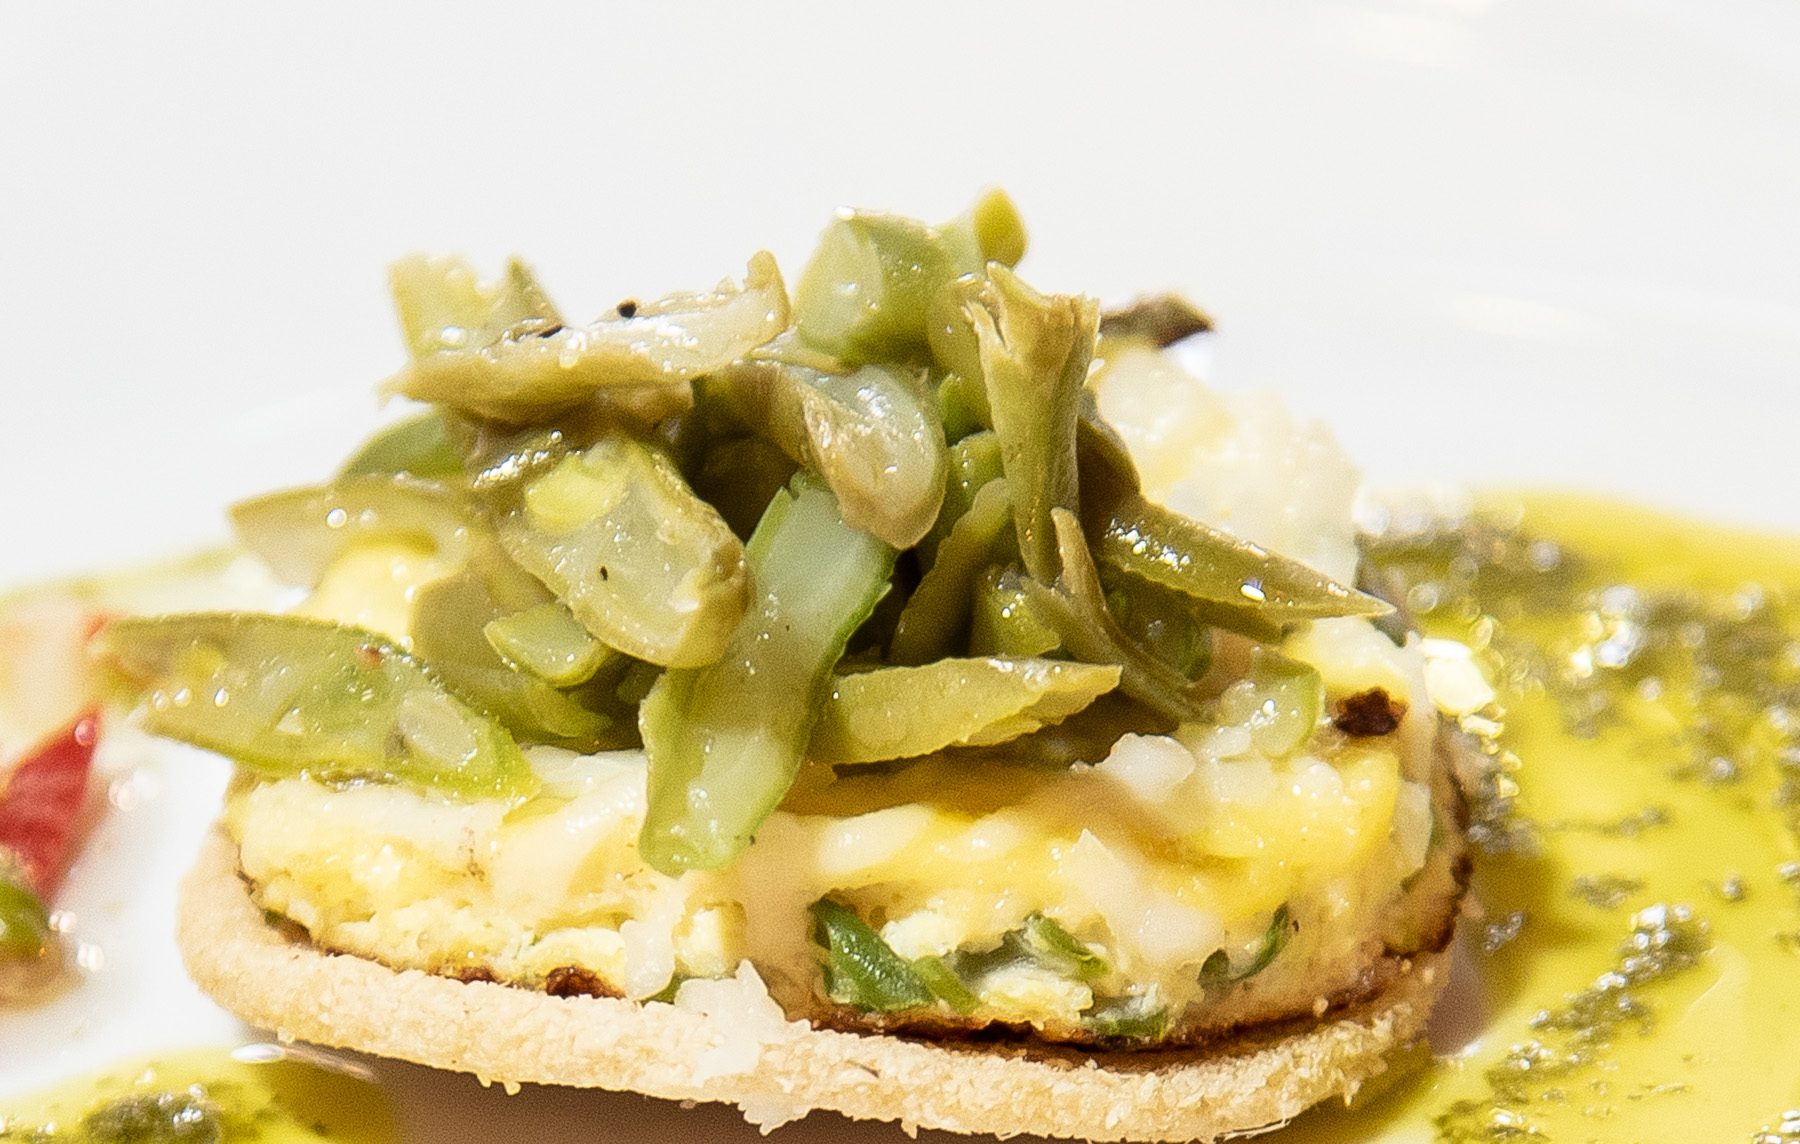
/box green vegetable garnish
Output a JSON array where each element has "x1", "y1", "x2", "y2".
[
  {"x1": 1200, "y1": 904, "x2": 1294, "y2": 990},
  {"x1": 1083, "y1": 994, "x2": 1170, "y2": 1041},
  {"x1": 948, "y1": 265, "x2": 1097, "y2": 584},
  {"x1": 124, "y1": 193, "x2": 1394, "y2": 975},
  {"x1": 1097, "y1": 293, "x2": 1213, "y2": 349},
  {"x1": 1088, "y1": 491, "x2": 1390, "y2": 634},
  {"x1": 638, "y1": 477, "x2": 893, "y2": 873},
  {"x1": 0, "y1": 873, "x2": 52, "y2": 960},
  {"x1": 494, "y1": 432, "x2": 749, "y2": 669},
  {"x1": 969, "y1": 567, "x2": 1062, "y2": 659},
  {"x1": 337, "y1": 410, "x2": 463, "y2": 481},
  {"x1": 809, "y1": 657, "x2": 1120, "y2": 765},
  {"x1": 386, "y1": 253, "x2": 790, "y2": 424},
  {"x1": 811, "y1": 898, "x2": 935, "y2": 1013},
  {"x1": 709, "y1": 353, "x2": 946, "y2": 549},
  {"x1": 794, "y1": 190, "x2": 1025, "y2": 364},
  {"x1": 230, "y1": 475, "x2": 475, "y2": 588},
  {"x1": 1022, "y1": 913, "x2": 1108, "y2": 982},
  {"x1": 103, "y1": 614, "x2": 537, "y2": 801},
  {"x1": 411, "y1": 571, "x2": 630, "y2": 752},
  {"x1": 889, "y1": 479, "x2": 1015, "y2": 664},
  {"x1": 910, "y1": 955, "x2": 981, "y2": 1014},
  {"x1": 481, "y1": 600, "x2": 612, "y2": 688}
]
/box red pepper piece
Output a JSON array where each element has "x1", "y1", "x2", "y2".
[{"x1": 0, "y1": 711, "x2": 99, "y2": 900}]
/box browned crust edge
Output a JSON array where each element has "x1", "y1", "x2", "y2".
[{"x1": 178, "y1": 827, "x2": 1452, "y2": 1142}]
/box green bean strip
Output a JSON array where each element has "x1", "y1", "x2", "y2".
[
  {"x1": 387, "y1": 254, "x2": 790, "y2": 423},
  {"x1": 337, "y1": 410, "x2": 464, "y2": 481},
  {"x1": 638, "y1": 478, "x2": 894, "y2": 873},
  {"x1": 1022, "y1": 510, "x2": 1210, "y2": 723},
  {"x1": 1100, "y1": 569, "x2": 1215, "y2": 681},
  {"x1": 1200, "y1": 904, "x2": 1293, "y2": 989},
  {"x1": 920, "y1": 430, "x2": 1004, "y2": 566},
  {"x1": 793, "y1": 191, "x2": 1026, "y2": 364},
  {"x1": 969, "y1": 567, "x2": 1062, "y2": 659},
  {"x1": 388, "y1": 254, "x2": 562, "y2": 359},
  {"x1": 1091, "y1": 491, "x2": 1389, "y2": 629},
  {"x1": 1022, "y1": 913, "x2": 1108, "y2": 982},
  {"x1": 412, "y1": 571, "x2": 625, "y2": 751},
  {"x1": 889, "y1": 479, "x2": 1014, "y2": 665},
  {"x1": 482, "y1": 600, "x2": 612, "y2": 688},
  {"x1": 809, "y1": 656, "x2": 1120, "y2": 765},
  {"x1": 1097, "y1": 294, "x2": 1213, "y2": 348},
  {"x1": 950, "y1": 266, "x2": 1098, "y2": 583},
  {"x1": 230, "y1": 475, "x2": 476, "y2": 588},
  {"x1": 102, "y1": 614, "x2": 536, "y2": 801},
  {"x1": 811, "y1": 898, "x2": 936, "y2": 1012},
  {"x1": 497, "y1": 431, "x2": 748, "y2": 668},
  {"x1": 934, "y1": 371, "x2": 991, "y2": 443},
  {"x1": 1083, "y1": 995, "x2": 1170, "y2": 1041},
  {"x1": 710, "y1": 356, "x2": 946, "y2": 549},
  {"x1": 910, "y1": 955, "x2": 980, "y2": 1014}
]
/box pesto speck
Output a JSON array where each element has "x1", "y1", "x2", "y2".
[
  {"x1": 1433, "y1": 905, "x2": 1711, "y2": 1141},
  {"x1": 1568, "y1": 874, "x2": 1644, "y2": 911}
]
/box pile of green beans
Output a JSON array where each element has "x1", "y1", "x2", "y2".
[{"x1": 104, "y1": 194, "x2": 1388, "y2": 876}]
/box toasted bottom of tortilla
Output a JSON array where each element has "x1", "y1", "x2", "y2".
[{"x1": 178, "y1": 828, "x2": 1452, "y2": 1143}]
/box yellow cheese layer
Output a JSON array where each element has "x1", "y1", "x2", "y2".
[{"x1": 228, "y1": 598, "x2": 1441, "y2": 1026}]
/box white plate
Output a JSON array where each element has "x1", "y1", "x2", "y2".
[{"x1": 2, "y1": 3, "x2": 1797, "y2": 1139}]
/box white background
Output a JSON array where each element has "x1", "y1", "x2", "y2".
[
  {"x1": 2, "y1": 2, "x2": 1798, "y2": 1139},
  {"x1": 4, "y1": 1, "x2": 1799, "y2": 585}
]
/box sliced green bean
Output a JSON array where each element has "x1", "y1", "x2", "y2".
[
  {"x1": 889, "y1": 479, "x2": 1014, "y2": 665},
  {"x1": 1083, "y1": 995, "x2": 1170, "y2": 1041},
  {"x1": 1100, "y1": 568, "x2": 1214, "y2": 681},
  {"x1": 499, "y1": 431, "x2": 748, "y2": 668},
  {"x1": 337, "y1": 410, "x2": 464, "y2": 481},
  {"x1": 1200, "y1": 904, "x2": 1294, "y2": 989},
  {"x1": 947, "y1": 265, "x2": 1098, "y2": 583},
  {"x1": 482, "y1": 600, "x2": 612, "y2": 687},
  {"x1": 969, "y1": 567, "x2": 1062, "y2": 659},
  {"x1": 412, "y1": 571, "x2": 624, "y2": 751},
  {"x1": 388, "y1": 254, "x2": 562, "y2": 360},
  {"x1": 943, "y1": 692, "x2": 1170, "y2": 769},
  {"x1": 910, "y1": 955, "x2": 980, "y2": 1014},
  {"x1": 1218, "y1": 651, "x2": 1323, "y2": 757},
  {"x1": 709, "y1": 356, "x2": 946, "y2": 549},
  {"x1": 230, "y1": 475, "x2": 476, "y2": 588},
  {"x1": 386, "y1": 253, "x2": 790, "y2": 423},
  {"x1": 921, "y1": 430, "x2": 1004, "y2": 566},
  {"x1": 934, "y1": 371, "x2": 991, "y2": 443},
  {"x1": 811, "y1": 898, "x2": 934, "y2": 1012},
  {"x1": 1022, "y1": 914, "x2": 1108, "y2": 982},
  {"x1": 1090, "y1": 491, "x2": 1390, "y2": 630},
  {"x1": 1098, "y1": 294, "x2": 1213, "y2": 348},
  {"x1": 103, "y1": 614, "x2": 536, "y2": 801},
  {"x1": 1021, "y1": 510, "x2": 1209, "y2": 723},
  {"x1": 638, "y1": 478, "x2": 894, "y2": 873},
  {"x1": 1076, "y1": 396, "x2": 1141, "y2": 508},
  {"x1": 945, "y1": 914, "x2": 1106, "y2": 988},
  {"x1": 793, "y1": 191, "x2": 1026, "y2": 363},
  {"x1": 809, "y1": 656, "x2": 1120, "y2": 765}
]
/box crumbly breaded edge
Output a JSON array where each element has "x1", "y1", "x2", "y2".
[{"x1": 179, "y1": 828, "x2": 1450, "y2": 1143}]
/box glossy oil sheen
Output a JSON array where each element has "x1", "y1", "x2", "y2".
[
  {"x1": 1282, "y1": 494, "x2": 1800, "y2": 1141},
  {"x1": 0, "y1": 1046, "x2": 396, "y2": 1143}
]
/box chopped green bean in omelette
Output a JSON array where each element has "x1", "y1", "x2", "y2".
[{"x1": 106, "y1": 193, "x2": 1470, "y2": 1050}]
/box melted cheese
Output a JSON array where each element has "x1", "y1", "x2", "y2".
[{"x1": 229, "y1": 638, "x2": 1433, "y2": 1025}]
